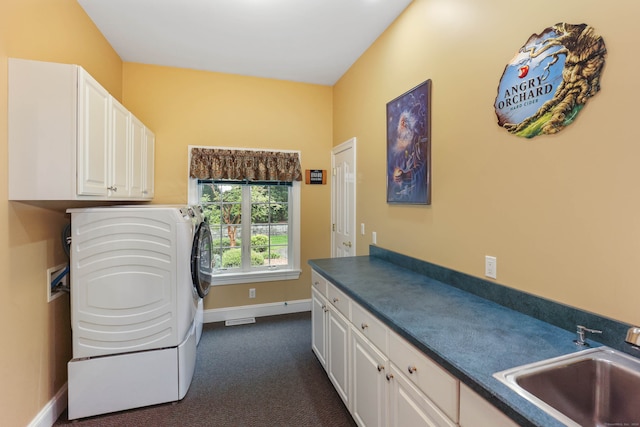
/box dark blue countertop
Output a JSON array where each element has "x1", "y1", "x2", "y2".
[{"x1": 309, "y1": 255, "x2": 604, "y2": 427}]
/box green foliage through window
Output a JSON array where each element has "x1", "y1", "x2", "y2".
[{"x1": 199, "y1": 180, "x2": 290, "y2": 273}]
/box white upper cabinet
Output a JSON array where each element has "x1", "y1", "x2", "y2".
[
  {"x1": 130, "y1": 118, "x2": 154, "y2": 199},
  {"x1": 77, "y1": 68, "x2": 110, "y2": 196},
  {"x1": 8, "y1": 58, "x2": 154, "y2": 201},
  {"x1": 107, "y1": 97, "x2": 131, "y2": 197},
  {"x1": 143, "y1": 128, "x2": 155, "y2": 198},
  {"x1": 130, "y1": 115, "x2": 145, "y2": 198}
]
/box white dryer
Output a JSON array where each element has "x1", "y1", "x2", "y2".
[
  {"x1": 189, "y1": 205, "x2": 211, "y2": 344},
  {"x1": 66, "y1": 206, "x2": 212, "y2": 420}
]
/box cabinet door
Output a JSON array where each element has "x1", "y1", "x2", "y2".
[
  {"x1": 311, "y1": 288, "x2": 328, "y2": 371},
  {"x1": 129, "y1": 115, "x2": 145, "y2": 197},
  {"x1": 328, "y1": 307, "x2": 350, "y2": 408},
  {"x1": 389, "y1": 331, "x2": 458, "y2": 423},
  {"x1": 143, "y1": 129, "x2": 155, "y2": 198},
  {"x1": 77, "y1": 68, "x2": 110, "y2": 196},
  {"x1": 388, "y1": 364, "x2": 457, "y2": 427},
  {"x1": 110, "y1": 98, "x2": 130, "y2": 196},
  {"x1": 351, "y1": 330, "x2": 388, "y2": 427}
]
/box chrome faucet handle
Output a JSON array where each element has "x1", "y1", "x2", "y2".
[
  {"x1": 574, "y1": 325, "x2": 603, "y2": 346},
  {"x1": 626, "y1": 327, "x2": 640, "y2": 347}
]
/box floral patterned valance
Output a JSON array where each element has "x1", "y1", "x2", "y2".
[{"x1": 190, "y1": 147, "x2": 302, "y2": 182}]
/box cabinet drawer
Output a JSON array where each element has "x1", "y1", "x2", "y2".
[
  {"x1": 351, "y1": 302, "x2": 388, "y2": 355},
  {"x1": 327, "y1": 282, "x2": 351, "y2": 320},
  {"x1": 389, "y1": 331, "x2": 459, "y2": 423},
  {"x1": 459, "y1": 383, "x2": 518, "y2": 427},
  {"x1": 311, "y1": 270, "x2": 327, "y2": 297},
  {"x1": 389, "y1": 363, "x2": 457, "y2": 427}
]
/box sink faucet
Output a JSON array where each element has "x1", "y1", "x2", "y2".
[
  {"x1": 574, "y1": 325, "x2": 602, "y2": 346},
  {"x1": 626, "y1": 327, "x2": 640, "y2": 347}
]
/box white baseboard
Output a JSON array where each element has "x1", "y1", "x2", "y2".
[
  {"x1": 28, "y1": 382, "x2": 67, "y2": 427},
  {"x1": 203, "y1": 299, "x2": 311, "y2": 324}
]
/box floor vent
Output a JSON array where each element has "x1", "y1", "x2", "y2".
[{"x1": 225, "y1": 317, "x2": 256, "y2": 327}]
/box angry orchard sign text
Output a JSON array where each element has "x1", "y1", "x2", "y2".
[{"x1": 494, "y1": 23, "x2": 606, "y2": 138}]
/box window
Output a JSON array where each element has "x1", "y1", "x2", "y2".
[{"x1": 196, "y1": 180, "x2": 301, "y2": 285}]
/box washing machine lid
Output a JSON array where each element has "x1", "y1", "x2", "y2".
[{"x1": 191, "y1": 220, "x2": 213, "y2": 298}]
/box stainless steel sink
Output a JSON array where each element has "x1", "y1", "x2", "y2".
[{"x1": 494, "y1": 347, "x2": 640, "y2": 427}]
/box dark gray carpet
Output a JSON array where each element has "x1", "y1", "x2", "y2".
[{"x1": 54, "y1": 312, "x2": 356, "y2": 426}]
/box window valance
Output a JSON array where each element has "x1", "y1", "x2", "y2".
[{"x1": 189, "y1": 148, "x2": 303, "y2": 182}]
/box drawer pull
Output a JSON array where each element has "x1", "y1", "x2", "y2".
[
  {"x1": 322, "y1": 305, "x2": 328, "y2": 312},
  {"x1": 407, "y1": 365, "x2": 418, "y2": 374},
  {"x1": 314, "y1": 281, "x2": 319, "y2": 287},
  {"x1": 361, "y1": 323, "x2": 368, "y2": 330},
  {"x1": 333, "y1": 297, "x2": 339, "y2": 304},
  {"x1": 386, "y1": 373, "x2": 394, "y2": 381},
  {"x1": 377, "y1": 364, "x2": 384, "y2": 372}
]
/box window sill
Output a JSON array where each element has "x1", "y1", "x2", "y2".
[{"x1": 206, "y1": 269, "x2": 302, "y2": 286}]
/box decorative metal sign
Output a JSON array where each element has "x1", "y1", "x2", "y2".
[
  {"x1": 305, "y1": 169, "x2": 326, "y2": 185},
  {"x1": 495, "y1": 23, "x2": 607, "y2": 138}
]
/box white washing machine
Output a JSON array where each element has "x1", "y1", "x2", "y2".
[{"x1": 66, "y1": 206, "x2": 212, "y2": 420}]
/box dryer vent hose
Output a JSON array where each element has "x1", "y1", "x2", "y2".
[
  {"x1": 51, "y1": 223, "x2": 72, "y2": 292},
  {"x1": 62, "y1": 223, "x2": 71, "y2": 258}
]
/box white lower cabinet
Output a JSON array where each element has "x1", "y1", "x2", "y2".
[
  {"x1": 459, "y1": 383, "x2": 519, "y2": 427},
  {"x1": 388, "y1": 331, "x2": 459, "y2": 423},
  {"x1": 328, "y1": 306, "x2": 351, "y2": 407},
  {"x1": 311, "y1": 277, "x2": 351, "y2": 408},
  {"x1": 311, "y1": 273, "x2": 469, "y2": 427},
  {"x1": 311, "y1": 287, "x2": 329, "y2": 371},
  {"x1": 351, "y1": 330, "x2": 388, "y2": 427},
  {"x1": 388, "y1": 363, "x2": 457, "y2": 427}
]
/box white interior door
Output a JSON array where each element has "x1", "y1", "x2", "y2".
[{"x1": 331, "y1": 138, "x2": 356, "y2": 258}]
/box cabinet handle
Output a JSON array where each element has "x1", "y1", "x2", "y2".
[
  {"x1": 342, "y1": 241, "x2": 352, "y2": 248},
  {"x1": 361, "y1": 323, "x2": 368, "y2": 330},
  {"x1": 107, "y1": 186, "x2": 118, "y2": 192},
  {"x1": 407, "y1": 365, "x2": 418, "y2": 374},
  {"x1": 333, "y1": 298, "x2": 339, "y2": 304},
  {"x1": 386, "y1": 373, "x2": 394, "y2": 381},
  {"x1": 377, "y1": 364, "x2": 384, "y2": 372},
  {"x1": 322, "y1": 305, "x2": 328, "y2": 313},
  {"x1": 314, "y1": 281, "x2": 319, "y2": 287}
]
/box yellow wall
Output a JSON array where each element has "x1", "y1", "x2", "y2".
[
  {"x1": 0, "y1": 1, "x2": 122, "y2": 425},
  {"x1": 334, "y1": 0, "x2": 640, "y2": 325},
  {"x1": 122, "y1": 63, "x2": 333, "y2": 309},
  {"x1": 5, "y1": 0, "x2": 640, "y2": 424}
]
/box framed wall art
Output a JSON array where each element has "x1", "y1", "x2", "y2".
[{"x1": 386, "y1": 79, "x2": 431, "y2": 204}]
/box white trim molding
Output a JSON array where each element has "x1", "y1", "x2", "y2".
[
  {"x1": 28, "y1": 382, "x2": 67, "y2": 427},
  {"x1": 203, "y1": 299, "x2": 311, "y2": 324}
]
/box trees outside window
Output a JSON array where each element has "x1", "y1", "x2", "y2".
[{"x1": 199, "y1": 181, "x2": 292, "y2": 274}]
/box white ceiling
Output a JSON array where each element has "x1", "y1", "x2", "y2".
[{"x1": 77, "y1": 0, "x2": 414, "y2": 86}]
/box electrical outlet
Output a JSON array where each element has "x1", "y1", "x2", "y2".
[
  {"x1": 47, "y1": 263, "x2": 69, "y2": 302},
  {"x1": 249, "y1": 288, "x2": 256, "y2": 299},
  {"x1": 485, "y1": 256, "x2": 497, "y2": 279},
  {"x1": 372, "y1": 231, "x2": 377, "y2": 244}
]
